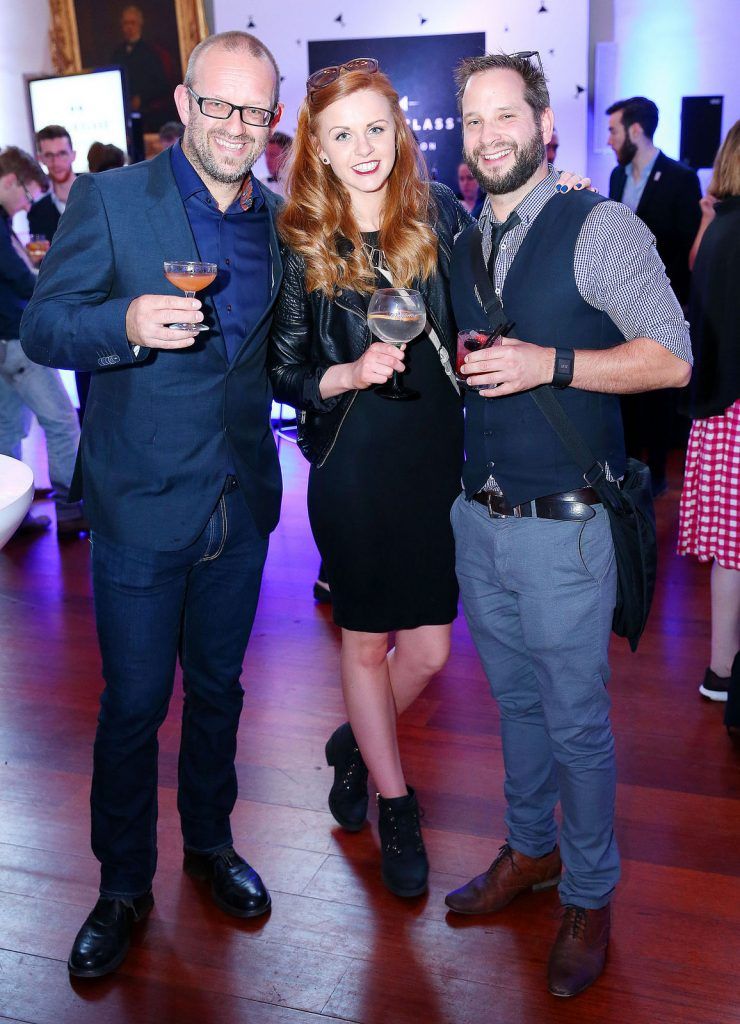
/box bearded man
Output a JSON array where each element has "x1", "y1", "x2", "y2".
[
  {"x1": 444, "y1": 52, "x2": 692, "y2": 998},
  {"x1": 606, "y1": 96, "x2": 700, "y2": 307},
  {"x1": 21, "y1": 31, "x2": 284, "y2": 978}
]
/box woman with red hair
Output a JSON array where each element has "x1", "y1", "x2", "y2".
[
  {"x1": 269, "y1": 58, "x2": 583, "y2": 894},
  {"x1": 270, "y1": 60, "x2": 467, "y2": 897}
]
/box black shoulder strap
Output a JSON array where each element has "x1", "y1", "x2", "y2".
[
  {"x1": 463, "y1": 226, "x2": 504, "y2": 327},
  {"x1": 463, "y1": 223, "x2": 616, "y2": 509},
  {"x1": 530, "y1": 388, "x2": 620, "y2": 509}
]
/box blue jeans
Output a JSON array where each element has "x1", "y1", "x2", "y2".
[
  {"x1": 452, "y1": 493, "x2": 618, "y2": 909},
  {"x1": 0, "y1": 340, "x2": 80, "y2": 517},
  {"x1": 90, "y1": 481, "x2": 268, "y2": 898}
]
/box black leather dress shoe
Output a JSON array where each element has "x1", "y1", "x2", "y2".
[
  {"x1": 68, "y1": 892, "x2": 153, "y2": 978},
  {"x1": 183, "y1": 846, "x2": 271, "y2": 918}
]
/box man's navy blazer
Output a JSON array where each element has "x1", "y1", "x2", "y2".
[
  {"x1": 609, "y1": 150, "x2": 701, "y2": 305},
  {"x1": 21, "y1": 149, "x2": 283, "y2": 550}
]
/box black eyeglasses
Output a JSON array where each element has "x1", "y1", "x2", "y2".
[
  {"x1": 17, "y1": 179, "x2": 34, "y2": 203},
  {"x1": 508, "y1": 51, "x2": 545, "y2": 77},
  {"x1": 187, "y1": 87, "x2": 276, "y2": 128},
  {"x1": 306, "y1": 57, "x2": 379, "y2": 99}
]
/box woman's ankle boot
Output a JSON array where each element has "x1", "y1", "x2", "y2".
[
  {"x1": 325, "y1": 722, "x2": 369, "y2": 830},
  {"x1": 377, "y1": 787, "x2": 429, "y2": 898}
]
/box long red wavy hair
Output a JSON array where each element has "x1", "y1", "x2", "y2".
[{"x1": 277, "y1": 69, "x2": 438, "y2": 296}]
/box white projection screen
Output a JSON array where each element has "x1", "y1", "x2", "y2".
[{"x1": 27, "y1": 68, "x2": 129, "y2": 173}]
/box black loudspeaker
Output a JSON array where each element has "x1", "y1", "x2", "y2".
[{"x1": 680, "y1": 96, "x2": 723, "y2": 169}]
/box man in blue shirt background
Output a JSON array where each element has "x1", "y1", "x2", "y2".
[
  {"x1": 607, "y1": 96, "x2": 702, "y2": 496},
  {"x1": 607, "y1": 96, "x2": 701, "y2": 305}
]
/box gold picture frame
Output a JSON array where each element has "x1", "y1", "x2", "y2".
[{"x1": 48, "y1": 0, "x2": 209, "y2": 77}]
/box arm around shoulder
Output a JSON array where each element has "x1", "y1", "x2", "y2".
[{"x1": 430, "y1": 181, "x2": 475, "y2": 238}]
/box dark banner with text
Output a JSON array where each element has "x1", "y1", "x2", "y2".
[{"x1": 308, "y1": 32, "x2": 486, "y2": 192}]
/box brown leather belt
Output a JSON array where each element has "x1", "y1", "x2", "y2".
[{"x1": 471, "y1": 487, "x2": 600, "y2": 521}]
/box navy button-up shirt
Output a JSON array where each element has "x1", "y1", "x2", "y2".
[{"x1": 170, "y1": 141, "x2": 271, "y2": 363}]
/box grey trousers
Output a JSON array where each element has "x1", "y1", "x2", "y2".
[{"x1": 452, "y1": 493, "x2": 619, "y2": 908}]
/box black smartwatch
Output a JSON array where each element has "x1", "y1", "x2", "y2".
[{"x1": 552, "y1": 347, "x2": 575, "y2": 389}]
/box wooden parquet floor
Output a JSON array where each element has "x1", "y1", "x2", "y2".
[{"x1": 0, "y1": 442, "x2": 738, "y2": 1024}]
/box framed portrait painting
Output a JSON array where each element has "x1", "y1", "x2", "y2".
[{"x1": 48, "y1": 0, "x2": 209, "y2": 131}]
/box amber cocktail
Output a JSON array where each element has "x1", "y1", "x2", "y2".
[
  {"x1": 27, "y1": 234, "x2": 50, "y2": 257},
  {"x1": 163, "y1": 260, "x2": 217, "y2": 332}
]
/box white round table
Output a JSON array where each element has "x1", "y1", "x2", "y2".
[{"x1": 0, "y1": 455, "x2": 35, "y2": 549}]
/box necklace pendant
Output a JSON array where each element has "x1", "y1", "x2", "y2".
[{"x1": 363, "y1": 241, "x2": 388, "y2": 273}]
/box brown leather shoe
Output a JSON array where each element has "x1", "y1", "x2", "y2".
[
  {"x1": 445, "y1": 843, "x2": 561, "y2": 915},
  {"x1": 547, "y1": 904, "x2": 610, "y2": 997}
]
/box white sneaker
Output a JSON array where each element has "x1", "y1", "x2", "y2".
[{"x1": 699, "y1": 668, "x2": 730, "y2": 702}]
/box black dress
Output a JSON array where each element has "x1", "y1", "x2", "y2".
[{"x1": 307, "y1": 251, "x2": 464, "y2": 633}]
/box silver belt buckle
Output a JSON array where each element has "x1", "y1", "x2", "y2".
[{"x1": 482, "y1": 494, "x2": 504, "y2": 518}]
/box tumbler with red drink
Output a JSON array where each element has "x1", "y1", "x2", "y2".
[{"x1": 455, "y1": 321, "x2": 515, "y2": 390}]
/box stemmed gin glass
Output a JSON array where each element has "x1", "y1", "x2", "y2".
[
  {"x1": 367, "y1": 288, "x2": 425, "y2": 400},
  {"x1": 163, "y1": 260, "x2": 217, "y2": 331}
]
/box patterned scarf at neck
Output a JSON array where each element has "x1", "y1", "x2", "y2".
[{"x1": 238, "y1": 177, "x2": 254, "y2": 212}]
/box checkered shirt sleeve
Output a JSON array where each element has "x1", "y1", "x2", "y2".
[{"x1": 574, "y1": 200, "x2": 693, "y2": 363}]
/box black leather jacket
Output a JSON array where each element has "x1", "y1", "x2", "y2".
[{"x1": 268, "y1": 182, "x2": 473, "y2": 466}]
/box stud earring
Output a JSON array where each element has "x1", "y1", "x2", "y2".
[{"x1": 321, "y1": 156, "x2": 330, "y2": 164}]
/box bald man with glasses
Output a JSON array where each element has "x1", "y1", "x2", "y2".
[{"x1": 22, "y1": 31, "x2": 286, "y2": 977}]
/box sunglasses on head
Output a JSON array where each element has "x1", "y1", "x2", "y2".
[
  {"x1": 508, "y1": 50, "x2": 544, "y2": 76},
  {"x1": 306, "y1": 57, "x2": 379, "y2": 99}
]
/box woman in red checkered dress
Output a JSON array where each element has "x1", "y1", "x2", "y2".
[{"x1": 677, "y1": 120, "x2": 740, "y2": 733}]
